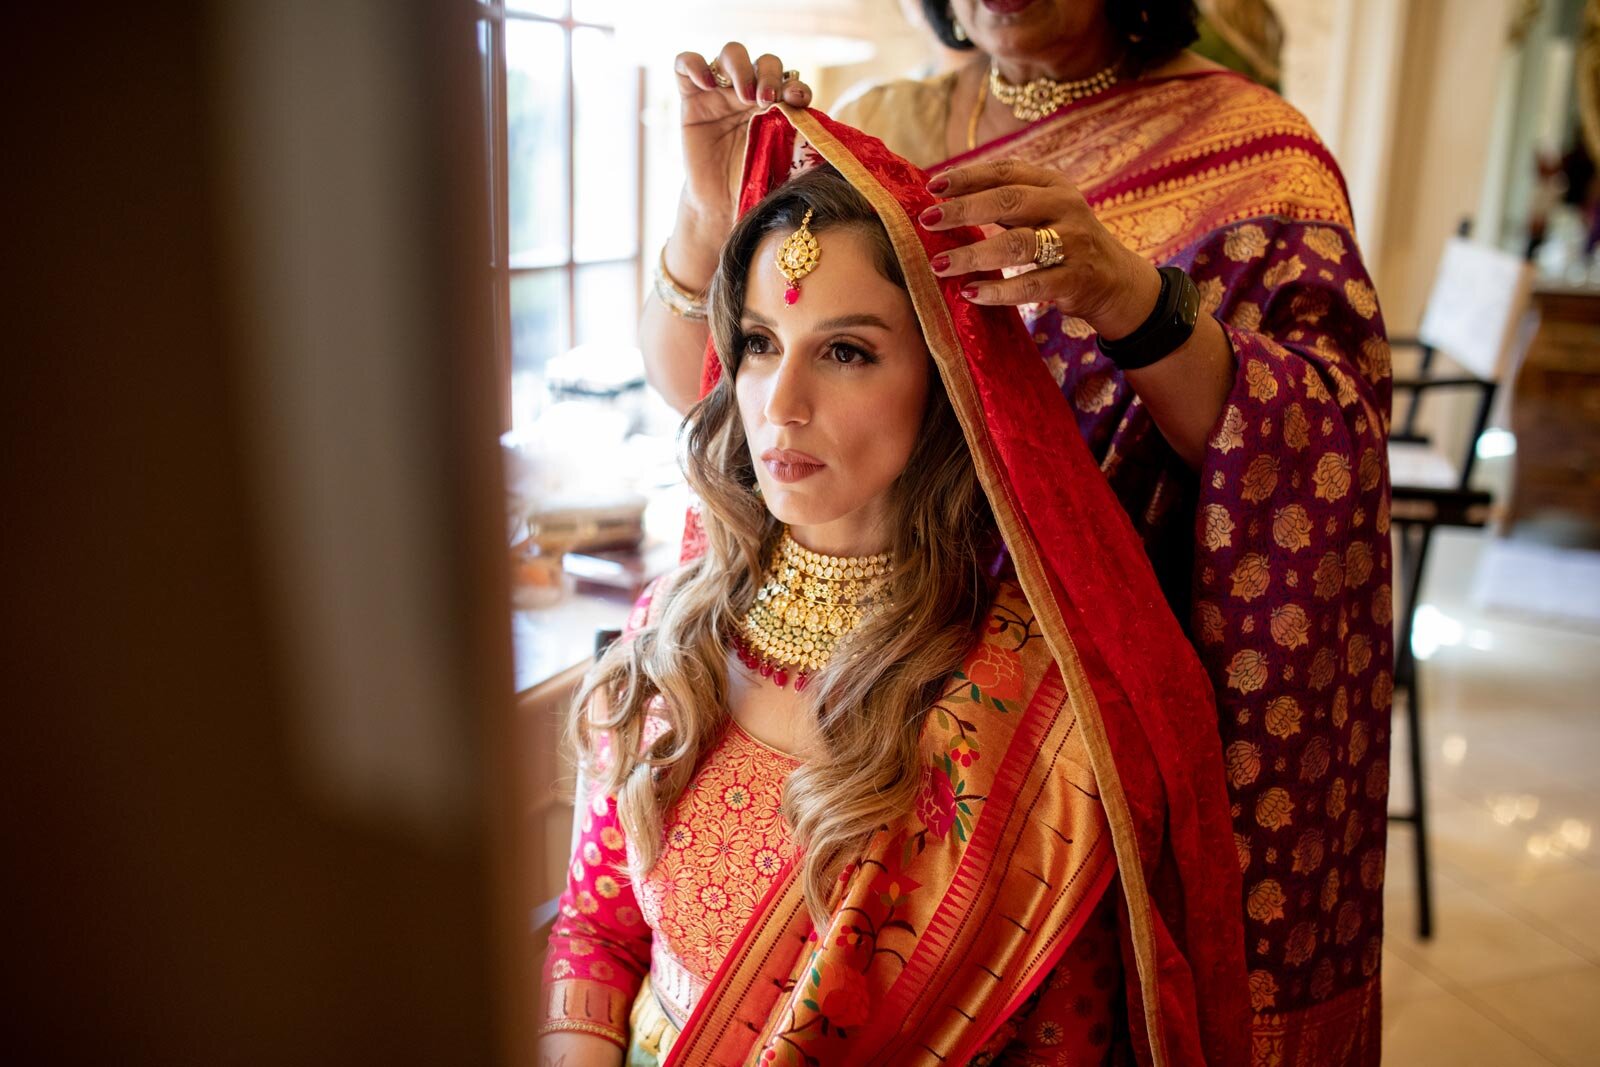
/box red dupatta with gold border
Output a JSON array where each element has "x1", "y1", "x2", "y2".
[{"x1": 668, "y1": 104, "x2": 1250, "y2": 1067}]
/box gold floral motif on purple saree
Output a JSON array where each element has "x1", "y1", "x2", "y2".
[{"x1": 949, "y1": 71, "x2": 1391, "y2": 1067}]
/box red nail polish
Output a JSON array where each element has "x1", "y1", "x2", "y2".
[
  {"x1": 960, "y1": 285, "x2": 979, "y2": 300},
  {"x1": 920, "y1": 206, "x2": 943, "y2": 226},
  {"x1": 927, "y1": 174, "x2": 950, "y2": 194},
  {"x1": 931, "y1": 253, "x2": 951, "y2": 272},
  {"x1": 760, "y1": 85, "x2": 775, "y2": 103},
  {"x1": 746, "y1": 82, "x2": 758, "y2": 101}
]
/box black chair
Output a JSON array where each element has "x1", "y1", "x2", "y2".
[{"x1": 1385, "y1": 235, "x2": 1532, "y2": 939}]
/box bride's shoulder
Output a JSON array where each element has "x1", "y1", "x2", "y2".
[{"x1": 623, "y1": 563, "x2": 694, "y2": 637}]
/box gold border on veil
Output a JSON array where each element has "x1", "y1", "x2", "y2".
[{"x1": 776, "y1": 104, "x2": 1171, "y2": 1067}]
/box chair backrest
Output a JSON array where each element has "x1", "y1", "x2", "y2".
[{"x1": 1416, "y1": 237, "x2": 1535, "y2": 382}]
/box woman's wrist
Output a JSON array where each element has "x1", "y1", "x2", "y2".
[
  {"x1": 667, "y1": 196, "x2": 734, "y2": 293},
  {"x1": 1089, "y1": 257, "x2": 1165, "y2": 342}
]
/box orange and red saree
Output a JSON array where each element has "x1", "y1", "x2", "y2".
[
  {"x1": 895, "y1": 70, "x2": 1392, "y2": 1066},
  {"x1": 633, "y1": 105, "x2": 1252, "y2": 1065}
]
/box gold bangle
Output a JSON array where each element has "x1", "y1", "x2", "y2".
[{"x1": 654, "y1": 244, "x2": 709, "y2": 321}]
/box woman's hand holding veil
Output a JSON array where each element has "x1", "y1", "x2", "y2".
[
  {"x1": 920, "y1": 158, "x2": 1234, "y2": 470},
  {"x1": 641, "y1": 45, "x2": 814, "y2": 414},
  {"x1": 918, "y1": 159, "x2": 1165, "y2": 341},
  {"x1": 673, "y1": 44, "x2": 815, "y2": 226}
]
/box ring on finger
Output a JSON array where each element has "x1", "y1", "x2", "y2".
[
  {"x1": 1032, "y1": 226, "x2": 1065, "y2": 269},
  {"x1": 782, "y1": 69, "x2": 801, "y2": 84},
  {"x1": 709, "y1": 61, "x2": 734, "y2": 89}
]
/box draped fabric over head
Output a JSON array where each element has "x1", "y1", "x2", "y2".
[{"x1": 675, "y1": 104, "x2": 1250, "y2": 1067}]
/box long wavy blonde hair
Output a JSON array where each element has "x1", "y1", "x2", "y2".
[{"x1": 572, "y1": 167, "x2": 997, "y2": 924}]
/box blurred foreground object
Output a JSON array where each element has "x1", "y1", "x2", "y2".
[{"x1": 3, "y1": 2, "x2": 523, "y2": 1063}]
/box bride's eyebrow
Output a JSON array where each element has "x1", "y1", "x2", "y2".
[{"x1": 740, "y1": 309, "x2": 893, "y2": 331}]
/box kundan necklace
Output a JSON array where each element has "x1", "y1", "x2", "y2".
[
  {"x1": 987, "y1": 60, "x2": 1119, "y2": 123},
  {"x1": 727, "y1": 529, "x2": 893, "y2": 691}
]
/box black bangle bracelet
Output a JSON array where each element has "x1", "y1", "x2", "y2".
[{"x1": 1096, "y1": 265, "x2": 1201, "y2": 371}]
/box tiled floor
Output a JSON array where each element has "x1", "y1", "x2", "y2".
[{"x1": 1382, "y1": 529, "x2": 1600, "y2": 1065}]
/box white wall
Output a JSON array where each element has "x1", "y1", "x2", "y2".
[{"x1": 1278, "y1": 0, "x2": 1522, "y2": 334}]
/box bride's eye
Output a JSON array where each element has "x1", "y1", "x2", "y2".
[
  {"x1": 829, "y1": 342, "x2": 877, "y2": 366},
  {"x1": 740, "y1": 333, "x2": 774, "y2": 357}
]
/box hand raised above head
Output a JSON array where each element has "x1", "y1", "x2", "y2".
[{"x1": 673, "y1": 44, "x2": 814, "y2": 219}]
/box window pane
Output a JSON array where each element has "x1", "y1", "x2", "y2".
[
  {"x1": 506, "y1": 20, "x2": 568, "y2": 267},
  {"x1": 512, "y1": 269, "x2": 569, "y2": 379},
  {"x1": 574, "y1": 261, "x2": 639, "y2": 348},
  {"x1": 571, "y1": 0, "x2": 622, "y2": 23},
  {"x1": 507, "y1": 0, "x2": 566, "y2": 16},
  {"x1": 572, "y1": 27, "x2": 639, "y2": 264}
]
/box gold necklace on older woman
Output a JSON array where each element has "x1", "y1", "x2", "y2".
[
  {"x1": 727, "y1": 528, "x2": 893, "y2": 691},
  {"x1": 987, "y1": 60, "x2": 1120, "y2": 123}
]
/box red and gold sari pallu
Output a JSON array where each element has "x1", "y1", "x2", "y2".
[{"x1": 666, "y1": 105, "x2": 1252, "y2": 1067}]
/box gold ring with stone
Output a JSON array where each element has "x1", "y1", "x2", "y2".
[
  {"x1": 1032, "y1": 226, "x2": 1065, "y2": 268},
  {"x1": 709, "y1": 61, "x2": 734, "y2": 89},
  {"x1": 782, "y1": 69, "x2": 801, "y2": 84}
]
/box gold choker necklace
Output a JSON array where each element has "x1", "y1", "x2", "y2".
[
  {"x1": 729, "y1": 529, "x2": 893, "y2": 691},
  {"x1": 988, "y1": 61, "x2": 1119, "y2": 122}
]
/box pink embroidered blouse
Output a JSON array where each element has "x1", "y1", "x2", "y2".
[{"x1": 539, "y1": 719, "x2": 800, "y2": 1046}]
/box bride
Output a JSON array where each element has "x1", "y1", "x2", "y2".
[{"x1": 537, "y1": 108, "x2": 1248, "y2": 1067}]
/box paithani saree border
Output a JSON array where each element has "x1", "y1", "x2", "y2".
[
  {"x1": 929, "y1": 68, "x2": 1235, "y2": 171},
  {"x1": 782, "y1": 104, "x2": 1174, "y2": 1067},
  {"x1": 663, "y1": 857, "x2": 810, "y2": 1065},
  {"x1": 959, "y1": 858, "x2": 1118, "y2": 1060},
  {"x1": 1250, "y1": 976, "x2": 1380, "y2": 1067},
  {"x1": 946, "y1": 71, "x2": 1356, "y2": 265},
  {"x1": 870, "y1": 661, "x2": 1114, "y2": 1062}
]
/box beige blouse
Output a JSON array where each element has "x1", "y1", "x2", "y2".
[{"x1": 831, "y1": 70, "x2": 960, "y2": 171}]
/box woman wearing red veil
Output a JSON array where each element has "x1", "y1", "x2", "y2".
[
  {"x1": 538, "y1": 106, "x2": 1249, "y2": 1067},
  {"x1": 643, "y1": 7, "x2": 1392, "y2": 1063}
]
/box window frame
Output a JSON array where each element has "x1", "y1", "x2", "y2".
[{"x1": 478, "y1": 0, "x2": 647, "y2": 428}]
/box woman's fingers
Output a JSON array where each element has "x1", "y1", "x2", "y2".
[
  {"x1": 956, "y1": 270, "x2": 1065, "y2": 306},
  {"x1": 753, "y1": 53, "x2": 785, "y2": 105},
  {"x1": 674, "y1": 50, "x2": 719, "y2": 94},
  {"x1": 926, "y1": 158, "x2": 1063, "y2": 197},
  {"x1": 675, "y1": 45, "x2": 810, "y2": 108},
  {"x1": 781, "y1": 68, "x2": 814, "y2": 106},
  {"x1": 715, "y1": 41, "x2": 758, "y2": 104},
  {"x1": 930, "y1": 226, "x2": 1043, "y2": 276},
  {"x1": 918, "y1": 182, "x2": 1060, "y2": 230}
]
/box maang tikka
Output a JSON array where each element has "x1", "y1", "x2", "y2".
[{"x1": 776, "y1": 207, "x2": 820, "y2": 305}]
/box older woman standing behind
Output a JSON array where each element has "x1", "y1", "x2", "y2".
[{"x1": 643, "y1": 3, "x2": 1391, "y2": 1065}]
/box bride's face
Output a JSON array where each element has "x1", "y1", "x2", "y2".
[{"x1": 734, "y1": 225, "x2": 931, "y2": 557}]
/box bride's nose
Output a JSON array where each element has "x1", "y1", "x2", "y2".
[{"x1": 762, "y1": 352, "x2": 812, "y2": 427}]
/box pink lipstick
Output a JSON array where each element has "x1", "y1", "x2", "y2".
[{"x1": 762, "y1": 448, "x2": 825, "y2": 483}]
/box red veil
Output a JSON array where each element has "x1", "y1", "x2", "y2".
[{"x1": 677, "y1": 105, "x2": 1249, "y2": 1066}]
